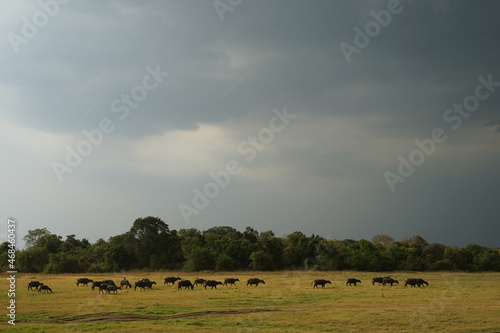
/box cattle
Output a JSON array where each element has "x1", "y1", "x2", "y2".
[
  {"x1": 416, "y1": 278, "x2": 428, "y2": 287},
  {"x1": 346, "y1": 278, "x2": 361, "y2": 286},
  {"x1": 28, "y1": 281, "x2": 43, "y2": 291},
  {"x1": 102, "y1": 279, "x2": 116, "y2": 286},
  {"x1": 194, "y1": 279, "x2": 206, "y2": 287},
  {"x1": 247, "y1": 278, "x2": 265, "y2": 287},
  {"x1": 164, "y1": 277, "x2": 181, "y2": 285},
  {"x1": 204, "y1": 280, "x2": 223, "y2": 290},
  {"x1": 76, "y1": 278, "x2": 93, "y2": 286},
  {"x1": 178, "y1": 280, "x2": 194, "y2": 290},
  {"x1": 372, "y1": 277, "x2": 385, "y2": 285},
  {"x1": 382, "y1": 277, "x2": 399, "y2": 286},
  {"x1": 106, "y1": 285, "x2": 122, "y2": 294},
  {"x1": 91, "y1": 281, "x2": 103, "y2": 291},
  {"x1": 312, "y1": 279, "x2": 331, "y2": 289},
  {"x1": 120, "y1": 279, "x2": 132, "y2": 289},
  {"x1": 97, "y1": 280, "x2": 116, "y2": 294},
  {"x1": 405, "y1": 278, "x2": 416, "y2": 287},
  {"x1": 98, "y1": 284, "x2": 109, "y2": 294},
  {"x1": 223, "y1": 278, "x2": 239, "y2": 286},
  {"x1": 38, "y1": 285, "x2": 53, "y2": 293},
  {"x1": 134, "y1": 280, "x2": 156, "y2": 291},
  {"x1": 404, "y1": 278, "x2": 428, "y2": 287}
]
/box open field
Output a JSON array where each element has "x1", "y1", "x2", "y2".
[{"x1": 1, "y1": 271, "x2": 499, "y2": 332}]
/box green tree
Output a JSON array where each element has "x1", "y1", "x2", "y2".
[
  {"x1": 216, "y1": 253, "x2": 235, "y2": 271},
  {"x1": 130, "y1": 216, "x2": 181, "y2": 269},
  {"x1": 249, "y1": 250, "x2": 274, "y2": 271},
  {"x1": 258, "y1": 230, "x2": 283, "y2": 270},
  {"x1": 23, "y1": 228, "x2": 50, "y2": 248},
  {"x1": 183, "y1": 247, "x2": 217, "y2": 271}
]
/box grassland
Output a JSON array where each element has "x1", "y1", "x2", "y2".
[{"x1": 1, "y1": 271, "x2": 499, "y2": 332}]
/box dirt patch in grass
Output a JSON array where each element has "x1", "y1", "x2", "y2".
[{"x1": 22, "y1": 308, "x2": 282, "y2": 324}]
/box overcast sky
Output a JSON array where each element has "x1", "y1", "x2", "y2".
[{"x1": 2, "y1": 0, "x2": 499, "y2": 248}]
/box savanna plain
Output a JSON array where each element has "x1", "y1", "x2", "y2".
[{"x1": 1, "y1": 271, "x2": 499, "y2": 332}]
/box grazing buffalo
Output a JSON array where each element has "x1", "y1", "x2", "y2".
[
  {"x1": 28, "y1": 281, "x2": 43, "y2": 291},
  {"x1": 312, "y1": 279, "x2": 331, "y2": 289},
  {"x1": 194, "y1": 278, "x2": 206, "y2": 287},
  {"x1": 372, "y1": 277, "x2": 385, "y2": 285},
  {"x1": 178, "y1": 280, "x2": 194, "y2": 290},
  {"x1": 382, "y1": 277, "x2": 399, "y2": 286},
  {"x1": 76, "y1": 278, "x2": 93, "y2": 286},
  {"x1": 416, "y1": 278, "x2": 428, "y2": 287},
  {"x1": 120, "y1": 279, "x2": 132, "y2": 289},
  {"x1": 223, "y1": 278, "x2": 239, "y2": 286},
  {"x1": 91, "y1": 281, "x2": 103, "y2": 291},
  {"x1": 38, "y1": 285, "x2": 53, "y2": 293},
  {"x1": 99, "y1": 284, "x2": 110, "y2": 294},
  {"x1": 346, "y1": 278, "x2": 361, "y2": 286},
  {"x1": 247, "y1": 278, "x2": 265, "y2": 287},
  {"x1": 404, "y1": 278, "x2": 417, "y2": 287},
  {"x1": 101, "y1": 279, "x2": 116, "y2": 286},
  {"x1": 134, "y1": 280, "x2": 156, "y2": 291},
  {"x1": 106, "y1": 285, "x2": 122, "y2": 294},
  {"x1": 204, "y1": 280, "x2": 223, "y2": 290},
  {"x1": 164, "y1": 277, "x2": 181, "y2": 285},
  {"x1": 404, "y1": 278, "x2": 429, "y2": 287},
  {"x1": 98, "y1": 280, "x2": 117, "y2": 294}
]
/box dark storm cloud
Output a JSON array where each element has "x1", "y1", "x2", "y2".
[{"x1": 1, "y1": 1, "x2": 499, "y2": 248}]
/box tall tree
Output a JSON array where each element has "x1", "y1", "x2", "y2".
[{"x1": 23, "y1": 228, "x2": 50, "y2": 248}]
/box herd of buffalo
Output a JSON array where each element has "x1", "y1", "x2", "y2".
[{"x1": 27, "y1": 276, "x2": 428, "y2": 294}]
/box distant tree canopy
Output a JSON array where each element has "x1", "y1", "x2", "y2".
[{"x1": 2, "y1": 216, "x2": 499, "y2": 273}]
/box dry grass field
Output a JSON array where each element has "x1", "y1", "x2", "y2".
[{"x1": 1, "y1": 271, "x2": 499, "y2": 332}]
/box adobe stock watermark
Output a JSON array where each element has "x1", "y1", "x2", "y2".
[
  {"x1": 384, "y1": 74, "x2": 500, "y2": 192},
  {"x1": 7, "y1": 0, "x2": 71, "y2": 54},
  {"x1": 6, "y1": 218, "x2": 17, "y2": 326},
  {"x1": 339, "y1": 0, "x2": 408, "y2": 64},
  {"x1": 213, "y1": 0, "x2": 243, "y2": 21},
  {"x1": 51, "y1": 64, "x2": 169, "y2": 182},
  {"x1": 178, "y1": 106, "x2": 296, "y2": 224}
]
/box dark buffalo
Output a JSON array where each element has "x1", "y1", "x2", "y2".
[
  {"x1": 38, "y1": 285, "x2": 53, "y2": 293},
  {"x1": 98, "y1": 284, "x2": 109, "y2": 294},
  {"x1": 178, "y1": 280, "x2": 194, "y2": 290},
  {"x1": 414, "y1": 278, "x2": 428, "y2": 287},
  {"x1": 372, "y1": 277, "x2": 385, "y2": 285},
  {"x1": 247, "y1": 278, "x2": 265, "y2": 287},
  {"x1": 164, "y1": 277, "x2": 181, "y2": 285},
  {"x1": 98, "y1": 280, "x2": 116, "y2": 294},
  {"x1": 76, "y1": 278, "x2": 93, "y2": 286},
  {"x1": 194, "y1": 279, "x2": 206, "y2": 287},
  {"x1": 405, "y1": 278, "x2": 428, "y2": 287},
  {"x1": 312, "y1": 279, "x2": 331, "y2": 289},
  {"x1": 91, "y1": 281, "x2": 103, "y2": 291},
  {"x1": 223, "y1": 278, "x2": 239, "y2": 286},
  {"x1": 106, "y1": 285, "x2": 122, "y2": 294},
  {"x1": 204, "y1": 280, "x2": 223, "y2": 290},
  {"x1": 416, "y1": 278, "x2": 428, "y2": 287},
  {"x1": 382, "y1": 277, "x2": 399, "y2": 286},
  {"x1": 101, "y1": 279, "x2": 116, "y2": 286},
  {"x1": 134, "y1": 280, "x2": 156, "y2": 291},
  {"x1": 28, "y1": 281, "x2": 43, "y2": 291},
  {"x1": 405, "y1": 278, "x2": 417, "y2": 287},
  {"x1": 346, "y1": 278, "x2": 361, "y2": 286},
  {"x1": 120, "y1": 279, "x2": 132, "y2": 289}
]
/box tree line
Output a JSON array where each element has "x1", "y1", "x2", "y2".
[{"x1": 2, "y1": 216, "x2": 499, "y2": 273}]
